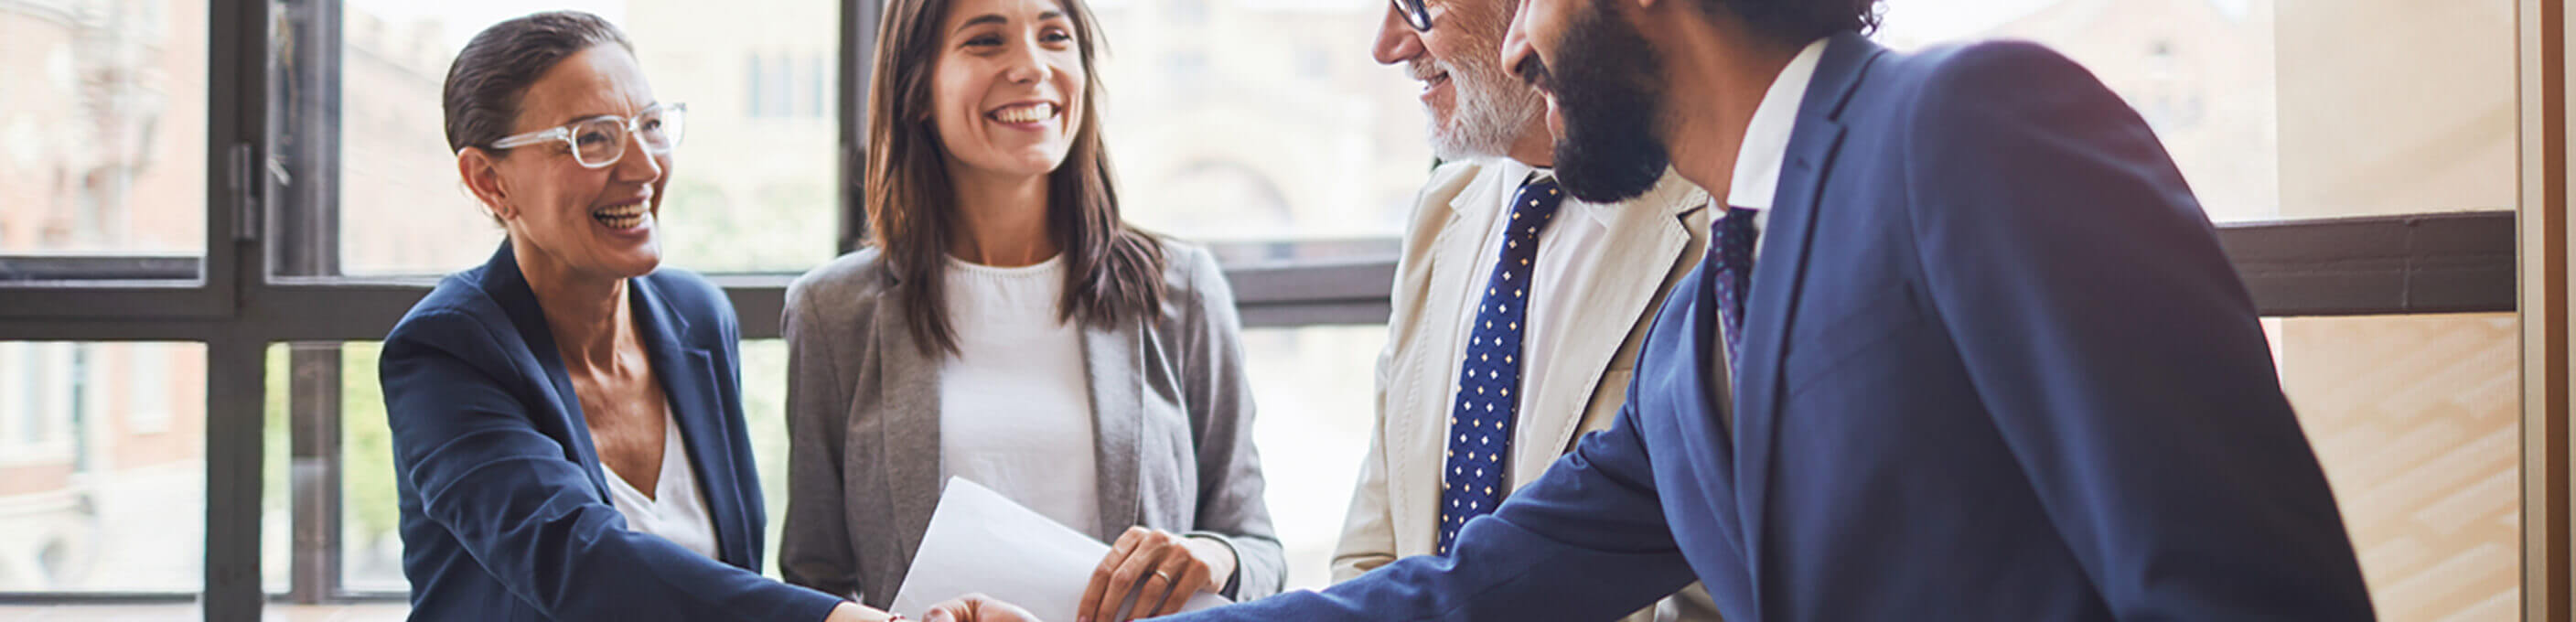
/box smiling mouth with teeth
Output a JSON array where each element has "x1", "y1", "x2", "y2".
[
  {"x1": 990, "y1": 102, "x2": 1057, "y2": 124},
  {"x1": 593, "y1": 202, "x2": 649, "y2": 230}
]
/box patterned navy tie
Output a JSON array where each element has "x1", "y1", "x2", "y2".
[
  {"x1": 1710, "y1": 206, "x2": 1759, "y2": 371},
  {"x1": 1437, "y1": 176, "x2": 1564, "y2": 555}
]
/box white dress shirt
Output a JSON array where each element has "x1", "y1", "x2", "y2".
[
  {"x1": 937, "y1": 255, "x2": 1103, "y2": 533},
  {"x1": 1732, "y1": 37, "x2": 1835, "y2": 253},
  {"x1": 1446, "y1": 160, "x2": 1623, "y2": 486},
  {"x1": 601, "y1": 401, "x2": 721, "y2": 560}
]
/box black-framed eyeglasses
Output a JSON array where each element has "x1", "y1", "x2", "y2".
[{"x1": 1391, "y1": 0, "x2": 1432, "y2": 31}]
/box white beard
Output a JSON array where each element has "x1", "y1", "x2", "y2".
[{"x1": 1419, "y1": 56, "x2": 1546, "y2": 161}]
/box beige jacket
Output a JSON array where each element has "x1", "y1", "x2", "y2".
[{"x1": 1331, "y1": 160, "x2": 1723, "y2": 621}]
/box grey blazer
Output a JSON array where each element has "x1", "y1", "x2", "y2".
[{"x1": 777, "y1": 241, "x2": 1284, "y2": 610}]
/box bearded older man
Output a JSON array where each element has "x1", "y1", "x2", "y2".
[
  {"x1": 1329, "y1": 1, "x2": 1716, "y2": 621},
  {"x1": 1132, "y1": 0, "x2": 2377, "y2": 617}
]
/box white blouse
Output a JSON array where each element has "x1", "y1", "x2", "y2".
[
  {"x1": 936, "y1": 255, "x2": 1103, "y2": 533},
  {"x1": 600, "y1": 401, "x2": 721, "y2": 560}
]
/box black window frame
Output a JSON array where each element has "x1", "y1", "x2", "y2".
[{"x1": 0, "y1": 0, "x2": 2537, "y2": 619}]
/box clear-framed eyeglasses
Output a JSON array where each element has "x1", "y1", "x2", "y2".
[
  {"x1": 487, "y1": 102, "x2": 688, "y2": 169},
  {"x1": 1391, "y1": 0, "x2": 1432, "y2": 31}
]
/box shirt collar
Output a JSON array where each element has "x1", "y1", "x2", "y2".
[{"x1": 1725, "y1": 37, "x2": 1832, "y2": 212}]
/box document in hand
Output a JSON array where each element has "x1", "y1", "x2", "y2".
[{"x1": 889, "y1": 477, "x2": 1233, "y2": 619}]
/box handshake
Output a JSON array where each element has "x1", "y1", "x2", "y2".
[
  {"x1": 827, "y1": 520, "x2": 1238, "y2": 622},
  {"x1": 917, "y1": 595, "x2": 1041, "y2": 622},
  {"x1": 829, "y1": 482, "x2": 1237, "y2": 622},
  {"x1": 824, "y1": 595, "x2": 1038, "y2": 622}
]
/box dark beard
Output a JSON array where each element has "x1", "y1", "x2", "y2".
[{"x1": 1547, "y1": 1, "x2": 1672, "y2": 204}]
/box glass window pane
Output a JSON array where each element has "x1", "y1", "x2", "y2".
[
  {"x1": 1875, "y1": 0, "x2": 2512, "y2": 222},
  {"x1": 0, "y1": 1, "x2": 209, "y2": 264},
  {"x1": 1241, "y1": 326, "x2": 1385, "y2": 590},
  {"x1": 0, "y1": 341, "x2": 206, "y2": 593},
  {"x1": 256, "y1": 341, "x2": 407, "y2": 595},
  {"x1": 2275, "y1": 314, "x2": 2520, "y2": 621},
  {"x1": 338, "y1": 0, "x2": 838, "y2": 276},
  {"x1": 338, "y1": 341, "x2": 401, "y2": 592},
  {"x1": 1087, "y1": 1, "x2": 1429, "y2": 261},
  {"x1": 0, "y1": 604, "x2": 194, "y2": 618}
]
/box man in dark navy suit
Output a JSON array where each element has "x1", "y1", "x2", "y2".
[{"x1": 1113, "y1": 0, "x2": 2380, "y2": 620}]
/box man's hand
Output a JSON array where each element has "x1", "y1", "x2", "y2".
[{"x1": 923, "y1": 594, "x2": 1040, "y2": 622}]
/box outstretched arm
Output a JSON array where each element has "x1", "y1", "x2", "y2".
[
  {"x1": 382, "y1": 311, "x2": 847, "y2": 621},
  {"x1": 1156, "y1": 381, "x2": 1696, "y2": 622}
]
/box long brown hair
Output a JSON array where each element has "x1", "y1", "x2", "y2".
[{"x1": 865, "y1": 0, "x2": 1165, "y2": 357}]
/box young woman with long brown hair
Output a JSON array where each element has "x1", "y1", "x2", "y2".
[{"x1": 778, "y1": 0, "x2": 1283, "y2": 620}]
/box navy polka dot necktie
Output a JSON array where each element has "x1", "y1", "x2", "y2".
[
  {"x1": 1437, "y1": 176, "x2": 1564, "y2": 555},
  {"x1": 1710, "y1": 206, "x2": 1759, "y2": 373}
]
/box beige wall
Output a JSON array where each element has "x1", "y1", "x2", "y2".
[
  {"x1": 625, "y1": 0, "x2": 841, "y2": 273},
  {"x1": 1991, "y1": 0, "x2": 2280, "y2": 221},
  {"x1": 2277, "y1": 1, "x2": 2517, "y2": 217},
  {"x1": 2275, "y1": 2, "x2": 2521, "y2": 620},
  {"x1": 1089, "y1": 2, "x2": 1433, "y2": 244}
]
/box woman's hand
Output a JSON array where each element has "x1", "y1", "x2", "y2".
[
  {"x1": 1077, "y1": 528, "x2": 1237, "y2": 622},
  {"x1": 923, "y1": 594, "x2": 1039, "y2": 622}
]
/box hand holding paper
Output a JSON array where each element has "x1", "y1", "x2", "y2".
[
  {"x1": 1077, "y1": 527, "x2": 1236, "y2": 622},
  {"x1": 890, "y1": 478, "x2": 1232, "y2": 622}
]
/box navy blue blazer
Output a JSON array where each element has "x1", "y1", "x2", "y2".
[
  {"x1": 381, "y1": 244, "x2": 843, "y2": 621},
  {"x1": 1164, "y1": 34, "x2": 2375, "y2": 621}
]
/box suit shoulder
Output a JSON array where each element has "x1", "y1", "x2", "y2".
[
  {"x1": 381, "y1": 275, "x2": 526, "y2": 389},
  {"x1": 388, "y1": 269, "x2": 508, "y2": 345},
  {"x1": 787, "y1": 247, "x2": 896, "y2": 321},
  {"x1": 1904, "y1": 38, "x2": 2088, "y2": 80},
  {"x1": 1399, "y1": 159, "x2": 1499, "y2": 244},
  {"x1": 1622, "y1": 168, "x2": 1712, "y2": 217},
  {"x1": 1423, "y1": 160, "x2": 1487, "y2": 198},
  {"x1": 1147, "y1": 238, "x2": 1241, "y2": 329},
  {"x1": 1156, "y1": 238, "x2": 1229, "y2": 303},
  {"x1": 1419, "y1": 159, "x2": 1504, "y2": 212},
  {"x1": 789, "y1": 248, "x2": 894, "y2": 303},
  {"x1": 1891, "y1": 39, "x2": 2106, "y2": 113}
]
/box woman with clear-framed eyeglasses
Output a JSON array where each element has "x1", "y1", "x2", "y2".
[{"x1": 377, "y1": 11, "x2": 914, "y2": 621}]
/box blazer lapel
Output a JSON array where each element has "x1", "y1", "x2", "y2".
[
  {"x1": 1388, "y1": 164, "x2": 1508, "y2": 552},
  {"x1": 1085, "y1": 319, "x2": 1145, "y2": 541},
  {"x1": 629, "y1": 277, "x2": 756, "y2": 567},
  {"x1": 877, "y1": 288, "x2": 946, "y2": 565},
  {"x1": 1512, "y1": 173, "x2": 1707, "y2": 483},
  {"x1": 1735, "y1": 32, "x2": 1883, "y2": 593},
  {"x1": 478, "y1": 242, "x2": 616, "y2": 503}
]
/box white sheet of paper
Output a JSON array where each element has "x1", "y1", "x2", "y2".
[{"x1": 890, "y1": 477, "x2": 1233, "y2": 619}]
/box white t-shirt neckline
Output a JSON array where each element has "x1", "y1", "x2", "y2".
[{"x1": 600, "y1": 400, "x2": 722, "y2": 560}]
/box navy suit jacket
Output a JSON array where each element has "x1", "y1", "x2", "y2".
[
  {"x1": 381, "y1": 244, "x2": 843, "y2": 621},
  {"x1": 1165, "y1": 34, "x2": 2375, "y2": 621}
]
